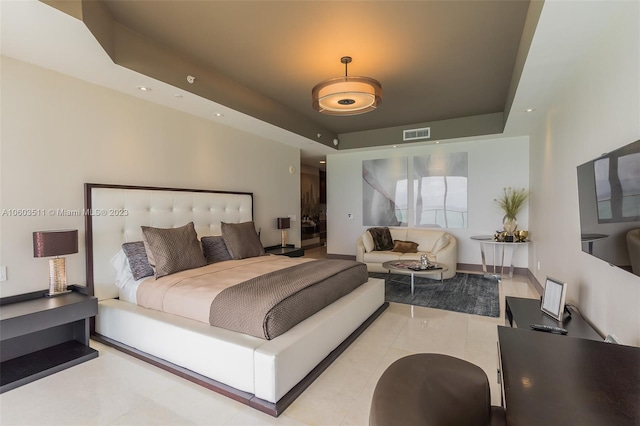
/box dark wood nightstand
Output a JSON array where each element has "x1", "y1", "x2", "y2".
[
  {"x1": 0, "y1": 287, "x2": 98, "y2": 393},
  {"x1": 264, "y1": 244, "x2": 305, "y2": 257}
]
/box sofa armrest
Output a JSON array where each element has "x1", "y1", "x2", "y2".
[
  {"x1": 432, "y1": 235, "x2": 457, "y2": 268},
  {"x1": 356, "y1": 236, "x2": 366, "y2": 263}
]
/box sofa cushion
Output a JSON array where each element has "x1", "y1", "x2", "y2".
[
  {"x1": 362, "y1": 231, "x2": 375, "y2": 253},
  {"x1": 406, "y1": 229, "x2": 446, "y2": 252},
  {"x1": 391, "y1": 240, "x2": 419, "y2": 253},
  {"x1": 368, "y1": 227, "x2": 394, "y2": 251},
  {"x1": 389, "y1": 228, "x2": 408, "y2": 242},
  {"x1": 363, "y1": 251, "x2": 402, "y2": 263}
]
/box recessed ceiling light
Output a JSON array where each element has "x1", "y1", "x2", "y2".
[
  {"x1": 525, "y1": 108, "x2": 536, "y2": 112},
  {"x1": 213, "y1": 113, "x2": 224, "y2": 117},
  {"x1": 319, "y1": 160, "x2": 326, "y2": 164},
  {"x1": 393, "y1": 145, "x2": 397, "y2": 148},
  {"x1": 136, "y1": 86, "x2": 151, "y2": 91},
  {"x1": 435, "y1": 141, "x2": 440, "y2": 144}
]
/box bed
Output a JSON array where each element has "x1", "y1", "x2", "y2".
[{"x1": 84, "y1": 183, "x2": 387, "y2": 416}]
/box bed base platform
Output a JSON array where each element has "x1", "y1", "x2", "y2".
[
  {"x1": 94, "y1": 278, "x2": 387, "y2": 417},
  {"x1": 94, "y1": 301, "x2": 388, "y2": 417}
]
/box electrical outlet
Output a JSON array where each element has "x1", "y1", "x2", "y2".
[
  {"x1": 288, "y1": 214, "x2": 297, "y2": 222},
  {"x1": 537, "y1": 261, "x2": 541, "y2": 271},
  {"x1": 0, "y1": 266, "x2": 7, "y2": 282}
]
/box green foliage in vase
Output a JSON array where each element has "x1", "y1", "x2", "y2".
[{"x1": 495, "y1": 187, "x2": 530, "y2": 219}]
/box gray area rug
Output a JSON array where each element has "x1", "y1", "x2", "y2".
[{"x1": 368, "y1": 272, "x2": 500, "y2": 317}]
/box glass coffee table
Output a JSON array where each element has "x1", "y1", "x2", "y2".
[{"x1": 382, "y1": 260, "x2": 449, "y2": 295}]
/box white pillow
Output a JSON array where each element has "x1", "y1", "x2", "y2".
[
  {"x1": 111, "y1": 249, "x2": 134, "y2": 289},
  {"x1": 362, "y1": 231, "x2": 375, "y2": 253},
  {"x1": 431, "y1": 234, "x2": 450, "y2": 254},
  {"x1": 118, "y1": 276, "x2": 146, "y2": 304}
]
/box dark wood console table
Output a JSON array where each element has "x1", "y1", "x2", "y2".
[
  {"x1": 498, "y1": 326, "x2": 640, "y2": 425},
  {"x1": 0, "y1": 288, "x2": 98, "y2": 393},
  {"x1": 505, "y1": 296, "x2": 602, "y2": 340}
]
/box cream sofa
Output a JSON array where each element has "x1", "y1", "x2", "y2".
[{"x1": 356, "y1": 227, "x2": 457, "y2": 279}]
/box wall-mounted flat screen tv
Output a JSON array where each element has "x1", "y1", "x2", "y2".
[{"x1": 577, "y1": 139, "x2": 640, "y2": 277}]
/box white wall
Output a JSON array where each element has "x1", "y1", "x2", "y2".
[
  {"x1": 528, "y1": 1, "x2": 640, "y2": 345},
  {"x1": 0, "y1": 57, "x2": 301, "y2": 297},
  {"x1": 326, "y1": 135, "x2": 530, "y2": 267}
]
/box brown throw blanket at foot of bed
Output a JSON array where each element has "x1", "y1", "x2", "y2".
[{"x1": 209, "y1": 259, "x2": 368, "y2": 339}]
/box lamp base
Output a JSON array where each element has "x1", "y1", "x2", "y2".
[
  {"x1": 48, "y1": 257, "x2": 69, "y2": 296},
  {"x1": 281, "y1": 230, "x2": 288, "y2": 248}
]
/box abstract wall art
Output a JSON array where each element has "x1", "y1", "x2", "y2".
[
  {"x1": 413, "y1": 152, "x2": 468, "y2": 228},
  {"x1": 362, "y1": 157, "x2": 408, "y2": 226}
]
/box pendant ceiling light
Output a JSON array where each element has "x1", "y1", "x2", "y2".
[{"x1": 312, "y1": 56, "x2": 382, "y2": 116}]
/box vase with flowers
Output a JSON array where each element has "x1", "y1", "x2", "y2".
[{"x1": 495, "y1": 187, "x2": 529, "y2": 240}]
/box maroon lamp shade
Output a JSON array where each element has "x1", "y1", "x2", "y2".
[
  {"x1": 33, "y1": 229, "x2": 78, "y2": 258},
  {"x1": 277, "y1": 218, "x2": 290, "y2": 230}
]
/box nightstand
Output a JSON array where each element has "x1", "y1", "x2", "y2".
[
  {"x1": 264, "y1": 244, "x2": 305, "y2": 257},
  {"x1": 0, "y1": 286, "x2": 98, "y2": 393}
]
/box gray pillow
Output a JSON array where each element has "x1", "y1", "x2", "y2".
[
  {"x1": 141, "y1": 222, "x2": 206, "y2": 278},
  {"x1": 201, "y1": 236, "x2": 232, "y2": 264},
  {"x1": 122, "y1": 241, "x2": 154, "y2": 280},
  {"x1": 221, "y1": 221, "x2": 265, "y2": 260}
]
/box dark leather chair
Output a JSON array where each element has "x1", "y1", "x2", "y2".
[{"x1": 370, "y1": 353, "x2": 506, "y2": 426}]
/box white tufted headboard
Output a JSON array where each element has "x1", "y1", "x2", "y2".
[{"x1": 85, "y1": 183, "x2": 254, "y2": 300}]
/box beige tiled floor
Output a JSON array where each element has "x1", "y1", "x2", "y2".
[{"x1": 0, "y1": 274, "x2": 539, "y2": 426}]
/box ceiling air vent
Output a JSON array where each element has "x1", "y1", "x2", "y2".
[{"x1": 403, "y1": 127, "x2": 431, "y2": 141}]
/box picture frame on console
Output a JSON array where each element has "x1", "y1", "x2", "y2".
[{"x1": 541, "y1": 277, "x2": 567, "y2": 321}]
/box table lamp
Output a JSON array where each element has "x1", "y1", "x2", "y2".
[
  {"x1": 277, "y1": 217, "x2": 290, "y2": 247},
  {"x1": 33, "y1": 229, "x2": 78, "y2": 296}
]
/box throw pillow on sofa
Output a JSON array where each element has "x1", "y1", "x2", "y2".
[
  {"x1": 391, "y1": 240, "x2": 419, "y2": 253},
  {"x1": 368, "y1": 227, "x2": 394, "y2": 251},
  {"x1": 362, "y1": 231, "x2": 376, "y2": 253}
]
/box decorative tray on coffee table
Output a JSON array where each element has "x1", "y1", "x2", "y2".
[{"x1": 390, "y1": 261, "x2": 442, "y2": 271}]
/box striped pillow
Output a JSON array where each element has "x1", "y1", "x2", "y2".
[
  {"x1": 201, "y1": 236, "x2": 232, "y2": 264},
  {"x1": 121, "y1": 241, "x2": 154, "y2": 280}
]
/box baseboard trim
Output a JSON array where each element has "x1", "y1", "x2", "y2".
[
  {"x1": 327, "y1": 253, "x2": 356, "y2": 260},
  {"x1": 527, "y1": 269, "x2": 543, "y2": 295},
  {"x1": 456, "y1": 263, "x2": 529, "y2": 277},
  {"x1": 302, "y1": 242, "x2": 325, "y2": 250}
]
